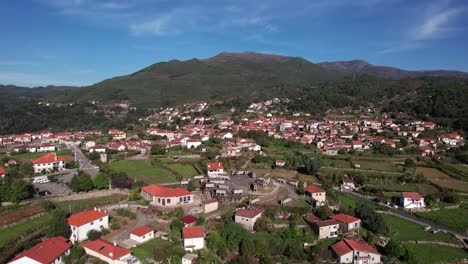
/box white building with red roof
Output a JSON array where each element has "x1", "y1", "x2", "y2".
[
  {"x1": 108, "y1": 129, "x2": 126, "y2": 140},
  {"x1": 82, "y1": 239, "x2": 132, "y2": 264},
  {"x1": 313, "y1": 219, "x2": 340, "y2": 239},
  {"x1": 141, "y1": 184, "x2": 193, "y2": 207},
  {"x1": 330, "y1": 214, "x2": 361, "y2": 234},
  {"x1": 32, "y1": 153, "x2": 66, "y2": 174},
  {"x1": 206, "y1": 162, "x2": 224, "y2": 177},
  {"x1": 67, "y1": 209, "x2": 109, "y2": 243},
  {"x1": 304, "y1": 185, "x2": 326, "y2": 207},
  {"x1": 182, "y1": 226, "x2": 205, "y2": 252},
  {"x1": 331, "y1": 239, "x2": 381, "y2": 263},
  {"x1": 400, "y1": 192, "x2": 425, "y2": 209},
  {"x1": 234, "y1": 209, "x2": 262, "y2": 231},
  {"x1": 130, "y1": 226, "x2": 154, "y2": 244},
  {"x1": 8, "y1": 236, "x2": 71, "y2": 264}
]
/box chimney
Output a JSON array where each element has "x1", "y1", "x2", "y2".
[
  {"x1": 113, "y1": 241, "x2": 117, "y2": 246},
  {"x1": 94, "y1": 207, "x2": 97, "y2": 211}
]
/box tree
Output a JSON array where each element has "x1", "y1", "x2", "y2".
[
  {"x1": 65, "y1": 161, "x2": 79, "y2": 169},
  {"x1": 19, "y1": 163, "x2": 34, "y2": 177},
  {"x1": 86, "y1": 230, "x2": 102, "y2": 241},
  {"x1": 69, "y1": 171, "x2": 94, "y2": 192},
  {"x1": 316, "y1": 205, "x2": 332, "y2": 219},
  {"x1": 128, "y1": 188, "x2": 141, "y2": 201},
  {"x1": 47, "y1": 209, "x2": 71, "y2": 238},
  {"x1": 94, "y1": 172, "x2": 109, "y2": 190},
  {"x1": 1, "y1": 178, "x2": 34, "y2": 203},
  {"x1": 170, "y1": 220, "x2": 184, "y2": 232},
  {"x1": 40, "y1": 200, "x2": 56, "y2": 211},
  {"x1": 404, "y1": 158, "x2": 416, "y2": 168},
  {"x1": 241, "y1": 237, "x2": 255, "y2": 256},
  {"x1": 385, "y1": 238, "x2": 404, "y2": 259},
  {"x1": 304, "y1": 158, "x2": 320, "y2": 175},
  {"x1": 151, "y1": 144, "x2": 166, "y2": 155}
]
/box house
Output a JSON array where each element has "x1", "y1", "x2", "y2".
[
  {"x1": 182, "y1": 226, "x2": 205, "y2": 252},
  {"x1": 313, "y1": 219, "x2": 340, "y2": 239},
  {"x1": 141, "y1": 184, "x2": 193, "y2": 207},
  {"x1": 304, "y1": 214, "x2": 320, "y2": 224},
  {"x1": 130, "y1": 226, "x2": 154, "y2": 244},
  {"x1": 351, "y1": 141, "x2": 363, "y2": 150},
  {"x1": 419, "y1": 147, "x2": 435, "y2": 157},
  {"x1": 67, "y1": 209, "x2": 109, "y2": 243},
  {"x1": 185, "y1": 138, "x2": 202, "y2": 149},
  {"x1": 330, "y1": 214, "x2": 361, "y2": 234},
  {"x1": 180, "y1": 215, "x2": 198, "y2": 227},
  {"x1": 234, "y1": 209, "x2": 262, "y2": 231},
  {"x1": 304, "y1": 185, "x2": 326, "y2": 207},
  {"x1": 203, "y1": 198, "x2": 219, "y2": 213},
  {"x1": 8, "y1": 236, "x2": 71, "y2": 264},
  {"x1": 275, "y1": 160, "x2": 286, "y2": 167},
  {"x1": 331, "y1": 239, "x2": 381, "y2": 264},
  {"x1": 82, "y1": 239, "x2": 132, "y2": 264},
  {"x1": 400, "y1": 192, "x2": 425, "y2": 209},
  {"x1": 89, "y1": 145, "x2": 106, "y2": 153},
  {"x1": 206, "y1": 162, "x2": 224, "y2": 177},
  {"x1": 108, "y1": 129, "x2": 126, "y2": 140},
  {"x1": 220, "y1": 132, "x2": 233, "y2": 139},
  {"x1": 32, "y1": 153, "x2": 66, "y2": 174},
  {"x1": 0, "y1": 166, "x2": 6, "y2": 178},
  {"x1": 340, "y1": 179, "x2": 356, "y2": 191},
  {"x1": 182, "y1": 253, "x2": 198, "y2": 264}
]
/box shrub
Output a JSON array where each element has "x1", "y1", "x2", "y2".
[
  {"x1": 110, "y1": 222, "x2": 120, "y2": 230},
  {"x1": 87, "y1": 230, "x2": 102, "y2": 241}
]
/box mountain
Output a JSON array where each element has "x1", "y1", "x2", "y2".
[
  {"x1": 0, "y1": 85, "x2": 79, "y2": 103},
  {"x1": 318, "y1": 60, "x2": 468, "y2": 79},
  {"x1": 45, "y1": 52, "x2": 343, "y2": 107}
]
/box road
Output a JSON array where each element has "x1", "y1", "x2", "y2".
[
  {"x1": 336, "y1": 189, "x2": 468, "y2": 241},
  {"x1": 69, "y1": 144, "x2": 99, "y2": 178}
]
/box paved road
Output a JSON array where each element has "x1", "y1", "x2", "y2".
[
  {"x1": 69, "y1": 144, "x2": 99, "y2": 178},
  {"x1": 336, "y1": 189, "x2": 468, "y2": 241}
]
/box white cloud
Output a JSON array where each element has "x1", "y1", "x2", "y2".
[
  {"x1": 130, "y1": 14, "x2": 173, "y2": 36},
  {"x1": 0, "y1": 60, "x2": 38, "y2": 66},
  {"x1": 415, "y1": 7, "x2": 463, "y2": 40}
]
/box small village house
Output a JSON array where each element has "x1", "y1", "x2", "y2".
[
  {"x1": 130, "y1": 226, "x2": 154, "y2": 244},
  {"x1": 82, "y1": 239, "x2": 133, "y2": 264},
  {"x1": 182, "y1": 253, "x2": 197, "y2": 264},
  {"x1": 141, "y1": 184, "x2": 193, "y2": 207},
  {"x1": 330, "y1": 214, "x2": 361, "y2": 234},
  {"x1": 32, "y1": 153, "x2": 66, "y2": 174},
  {"x1": 304, "y1": 185, "x2": 326, "y2": 207},
  {"x1": 234, "y1": 208, "x2": 263, "y2": 231},
  {"x1": 67, "y1": 209, "x2": 109, "y2": 243},
  {"x1": 203, "y1": 198, "x2": 218, "y2": 213},
  {"x1": 206, "y1": 162, "x2": 224, "y2": 177},
  {"x1": 180, "y1": 215, "x2": 198, "y2": 227},
  {"x1": 182, "y1": 226, "x2": 205, "y2": 252},
  {"x1": 400, "y1": 192, "x2": 425, "y2": 209},
  {"x1": 313, "y1": 219, "x2": 340, "y2": 239},
  {"x1": 331, "y1": 239, "x2": 381, "y2": 264},
  {"x1": 8, "y1": 236, "x2": 71, "y2": 264}
]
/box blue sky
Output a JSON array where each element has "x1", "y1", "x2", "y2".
[{"x1": 0, "y1": 0, "x2": 467, "y2": 87}]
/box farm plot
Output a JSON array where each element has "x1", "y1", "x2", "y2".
[
  {"x1": 416, "y1": 208, "x2": 468, "y2": 232},
  {"x1": 0, "y1": 205, "x2": 45, "y2": 227},
  {"x1": 405, "y1": 244, "x2": 468, "y2": 264},
  {"x1": 416, "y1": 167, "x2": 468, "y2": 192},
  {"x1": 353, "y1": 159, "x2": 401, "y2": 172},
  {"x1": 109, "y1": 160, "x2": 177, "y2": 184},
  {"x1": 166, "y1": 164, "x2": 199, "y2": 178},
  {"x1": 383, "y1": 214, "x2": 460, "y2": 244},
  {"x1": 416, "y1": 167, "x2": 452, "y2": 179},
  {"x1": 56, "y1": 194, "x2": 127, "y2": 213},
  {"x1": 0, "y1": 213, "x2": 52, "y2": 248}
]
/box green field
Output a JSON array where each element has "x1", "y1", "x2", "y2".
[
  {"x1": 383, "y1": 214, "x2": 460, "y2": 244},
  {"x1": 353, "y1": 159, "x2": 401, "y2": 172},
  {"x1": 416, "y1": 208, "x2": 468, "y2": 232},
  {"x1": 7, "y1": 152, "x2": 44, "y2": 162},
  {"x1": 132, "y1": 238, "x2": 174, "y2": 263},
  {"x1": 336, "y1": 193, "x2": 358, "y2": 209},
  {"x1": 370, "y1": 183, "x2": 439, "y2": 195},
  {"x1": 0, "y1": 213, "x2": 52, "y2": 247},
  {"x1": 109, "y1": 160, "x2": 177, "y2": 183},
  {"x1": 166, "y1": 164, "x2": 199, "y2": 178},
  {"x1": 405, "y1": 244, "x2": 468, "y2": 264}
]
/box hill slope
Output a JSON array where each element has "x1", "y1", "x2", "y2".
[
  {"x1": 318, "y1": 60, "x2": 468, "y2": 79},
  {"x1": 49, "y1": 52, "x2": 343, "y2": 107}
]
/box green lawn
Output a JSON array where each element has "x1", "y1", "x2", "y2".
[
  {"x1": 353, "y1": 159, "x2": 401, "y2": 172},
  {"x1": 57, "y1": 149, "x2": 73, "y2": 156},
  {"x1": 132, "y1": 238, "x2": 174, "y2": 263},
  {"x1": 166, "y1": 164, "x2": 199, "y2": 178},
  {"x1": 56, "y1": 195, "x2": 126, "y2": 213},
  {"x1": 0, "y1": 213, "x2": 52, "y2": 247},
  {"x1": 336, "y1": 193, "x2": 358, "y2": 209},
  {"x1": 109, "y1": 160, "x2": 177, "y2": 183},
  {"x1": 416, "y1": 208, "x2": 468, "y2": 232},
  {"x1": 369, "y1": 183, "x2": 439, "y2": 195},
  {"x1": 383, "y1": 214, "x2": 460, "y2": 244},
  {"x1": 405, "y1": 244, "x2": 468, "y2": 264},
  {"x1": 8, "y1": 152, "x2": 44, "y2": 162}
]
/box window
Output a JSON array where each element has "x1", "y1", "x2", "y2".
[
  {"x1": 180, "y1": 197, "x2": 183, "y2": 202},
  {"x1": 100, "y1": 218, "x2": 103, "y2": 222},
  {"x1": 90, "y1": 221, "x2": 94, "y2": 225},
  {"x1": 188, "y1": 196, "x2": 191, "y2": 201},
  {"x1": 158, "y1": 198, "x2": 161, "y2": 203},
  {"x1": 167, "y1": 199, "x2": 171, "y2": 203}
]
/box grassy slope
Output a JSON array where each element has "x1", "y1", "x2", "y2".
[
  {"x1": 0, "y1": 213, "x2": 52, "y2": 247},
  {"x1": 405, "y1": 244, "x2": 468, "y2": 264},
  {"x1": 415, "y1": 208, "x2": 468, "y2": 232},
  {"x1": 166, "y1": 164, "x2": 199, "y2": 178}
]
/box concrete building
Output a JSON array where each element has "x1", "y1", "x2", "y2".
[
  {"x1": 330, "y1": 214, "x2": 361, "y2": 234},
  {"x1": 130, "y1": 226, "x2": 154, "y2": 244},
  {"x1": 331, "y1": 239, "x2": 381, "y2": 264},
  {"x1": 82, "y1": 239, "x2": 132, "y2": 264},
  {"x1": 32, "y1": 153, "x2": 65, "y2": 174},
  {"x1": 400, "y1": 192, "x2": 425, "y2": 209},
  {"x1": 206, "y1": 162, "x2": 224, "y2": 177},
  {"x1": 314, "y1": 219, "x2": 340, "y2": 239},
  {"x1": 8, "y1": 236, "x2": 71, "y2": 264},
  {"x1": 182, "y1": 226, "x2": 205, "y2": 252},
  {"x1": 304, "y1": 185, "x2": 326, "y2": 207},
  {"x1": 203, "y1": 198, "x2": 218, "y2": 213},
  {"x1": 141, "y1": 184, "x2": 193, "y2": 208},
  {"x1": 67, "y1": 209, "x2": 109, "y2": 243},
  {"x1": 234, "y1": 209, "x2": 262, "y2": 231}
]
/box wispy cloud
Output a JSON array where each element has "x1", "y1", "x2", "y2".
[
  {"x1": 130, "y1": 14, "x2": 173, "y2": 36},
  {"x1": 0, "y1": 60, "x2": 38, "y2": 66},
  {"x1": 378, "y1": 1, "x2": 465, "y2": 54}
]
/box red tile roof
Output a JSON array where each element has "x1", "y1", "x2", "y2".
[
  {"x1": 67, "y1": 210, "x2": 108, "y2": 227},
  {"x1": 330, "y1": 214, "x2": 360, "y2": 224},
  {"x1": 344, "y1": 239, "x2": 380, "y2": 255},
  {"x1": 402, "y1": 192, "x2": 423, "y2": 200},
  {"x1": 180, "y1": 215, "x2": 198, "y2": 224},
  {"x1": 304, "y1": 214, "x2": 320, "y2": 223},
  {"x1": 0, "y1": 167, "x2": 5, "y2": 175},
  {"x1": 141, "y1": 184, "x2": 192, "y2": 198},
  {"x1": 206, "y1": 162, "x2": 224, "y2": 170},
  {"x1": 235, "y1": 208, "x2": 262, "y2": 218},
  {"x1": 9, "y1": 236, "x2": 71, "y2": 264},
  {"x1": 182, "y1": 226, "x2": 205, "y2": 239},
  {"x1": 331, "y1": 240, "x2": 353, "y2": 257},
  {"x1": 130, "y1": 226, "x2": 154, "y2": 237},
  {"x1": 32, "y1": 153, "x2": 65, "y2": 165},
  {"x1": 304, "y1": 185, "x2": 325, "y2": 193},
  {"x1": 82, "y1": 239, "x2": 131, "y2": 260},
  {"x1": 315, "y1": 219, "x2": 340, "y2": 227}
]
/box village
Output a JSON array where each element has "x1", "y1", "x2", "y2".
[{"x1": 0, "y1": 99, "x2": 467, "y2": 264}]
